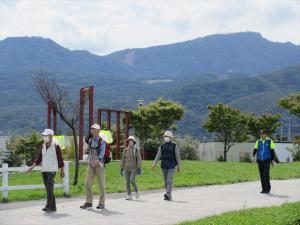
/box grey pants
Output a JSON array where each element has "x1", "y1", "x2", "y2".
[
  {"x1": 125, "y1": 169, "x2": 138, "y2": 195},
  {"x1": 162, "y1": 169, "x2": 175, "y2": 197},
  {"x1": 42, "y1": 172, "x2": 56, "y2": 210}
]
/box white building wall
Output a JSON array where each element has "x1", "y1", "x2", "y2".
[{"x1": 198, "y1": 142, "x2": 294, "y2": 162}]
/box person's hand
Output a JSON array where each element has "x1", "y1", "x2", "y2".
[
  {"x1": 137, "y1": 168, "x2": 141, "y2": 175},
  {"x1": 27, "y1": 165, "x2": 34, "y2": 173},
  {"x1": 92, "y1": 159, "x2": 100, "y2": 168},
  {"x1": 252, "y1": 156, "x2": 256, "y2": 162},
  {"x1": 152, "y1": 165, "x2": 155, "y2": 171},
  {"x1": 120, "y1": 169, "x2": 124, "y2": 176},
  {"x1": 176, "y1": 167, "x2": 180, "y2": 173},
  {"x1": 271, "y1": 160, "x2": 276, "y2": 166},
  {"x1": 60, "y1": 169, "x2": 65, "y2": 178}
]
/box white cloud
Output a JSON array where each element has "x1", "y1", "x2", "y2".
[{"x1": 0, "y1": 0, "x2": 299, "y2": 55}]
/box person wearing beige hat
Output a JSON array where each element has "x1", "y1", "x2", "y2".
[
  {"x1": 152, "y1": 130, "x2": 181, "y2": 201},
  {"x1": 120, "y1": 135, "x2": 142, "y2": 200},
  {"x1": 80, "y1": 123, "x2": 107, "y2": 210},
  {"x1": 27, "y1": 129, "x2": 65, "y2": 212}
]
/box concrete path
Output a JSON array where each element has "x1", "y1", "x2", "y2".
[{"x1": 0, "y1": 179, "x2": 299, "y2": 225}]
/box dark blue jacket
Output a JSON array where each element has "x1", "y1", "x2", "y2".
[{"x1": 161, "y1": 142, "x2": 177, "y2": 169}]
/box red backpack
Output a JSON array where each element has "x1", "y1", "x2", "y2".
[{"x1": 103, "y1": 143, "x2": 111, "y2": 164}]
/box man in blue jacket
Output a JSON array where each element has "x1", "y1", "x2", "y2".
[{"x1": 252, "y1": 129, "x2": 276, "y2": 194}]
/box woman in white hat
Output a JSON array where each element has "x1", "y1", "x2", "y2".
[
  {"x1": 152, "y1": 130, "x2": 181, "y2": 201},
  {"x1": 120, "y1": 136, "x2": 142, "y2": 200}
]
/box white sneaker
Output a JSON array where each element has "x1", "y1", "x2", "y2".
[
  {"x1": 135, "y1": 191, "x2": 140, "y2": 200},
  {"x1": 126, "y1": 195, "x2": 132, "y2": 200}
]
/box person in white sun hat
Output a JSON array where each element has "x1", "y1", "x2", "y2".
[
  {"x1": 120, "y1": 135, "x2": 142, "y2": 200},
  {"x1": 27, "y1": 128, "x2": 65, "y2": 212},
  {"x1": 152, "y1": 130, "x2": 181, "y2": 201},
  {"x1": 80, "y1": 123, "x2": 107, "y2": 210}
]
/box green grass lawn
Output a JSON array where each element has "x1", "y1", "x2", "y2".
[
  {"x1": 178, "y1": 201, "x2": 300, "y2": 225},
  {"x1": 1, "y1": 161, "x2": 300, "y2": 202}
]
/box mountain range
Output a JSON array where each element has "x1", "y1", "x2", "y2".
[{"x1": 0, "y1": 32, "x2": 299, "y2": 137}]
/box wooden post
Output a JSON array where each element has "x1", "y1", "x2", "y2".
[
  {"x1": 47, "y1": 102, "x2": 51, "y2": 129},
  {"x1": 89, "y1": 86, "x2": 94, "y2": 129},
  {"x1": 53, "y1": 108, "x2": 57, "y2": 133},
  {"x1": 63, "y1": 161, "x2": 70, "y2": 196},
  {"x1": 107, "y1": 110, "x2": 111, "y2": 130},
  {"x1": 97, "y1": 109, "x2": 102, "y2": 126},
  {"x1": 1, "y1": 163, "x2": 8, "y2": 200},
  {"x1": 125, "y1": 112, "x2": 129, "y2": 147},
  {"x1": 79, "y1": 89, "x2": 84, "y2": 161},
  {"x1": 116, "y1": 111, "x2": 120, "y2": 159}
]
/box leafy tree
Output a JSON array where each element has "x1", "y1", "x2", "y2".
[
  {"x1": 287, "y1": 135, "x2": 300, "y2": 161},
  {"x1": 203, "y1": 103, "x2": 249, "y2": 162},
  {"x1": 278, "y1": 92, "x2": 300, "y2": 118},
  {"x1": 3, "y1": 132, "x2": 43, "y2": 166},
  {"x1": 129, "y1": 98, "x2": 184, "y2": 154},
  {"x1": 248, "y1": 113, "x2": 281, "y2": 139}
]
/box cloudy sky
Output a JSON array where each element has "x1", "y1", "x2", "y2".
[{"x1": 0, "y1": 0, "x2": 299, "y2": 55}]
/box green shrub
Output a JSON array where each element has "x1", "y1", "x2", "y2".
[
  {"x1": 3, "y1": 132, "x2": 43, "y2": 166},
  {"x1": 144, "y1": 139, "x2": 162, "y2": 160},
  {"x1": 217, "y1": 154, "x2": 224, "y2": 162},
  {"x1": 177, "y1": 136, "x2": 199, "y2": 160},
  {"x1": 240, "y1": 152, "x2": 252, "y2": 163}
]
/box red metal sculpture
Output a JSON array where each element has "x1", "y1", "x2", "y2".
[{"x1": 47, "y1": 86, "x2": 129, "y2": 160}]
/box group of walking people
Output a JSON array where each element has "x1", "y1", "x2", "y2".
[{"x1": 27, "y1": 125, "x2": 275, "y2": 212}]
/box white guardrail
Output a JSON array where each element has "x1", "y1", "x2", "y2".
[{"x1": 0, "y1": 161, "x2": 69, "y2": 200}]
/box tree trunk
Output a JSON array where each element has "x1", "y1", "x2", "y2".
[
  {"x1": 141, "y1": 140, "x2": 146, "y2": 160},
  {"x1": 71, "y1": 127, "x2": 79, "y2": 185},
  {"x1": 223, "y1": 140, "x2": 227, "y2": 162}
]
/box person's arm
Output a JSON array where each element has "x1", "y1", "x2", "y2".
[
  {"x1": 270, "y1": 140, "x2": 276, "y2": 163},
  {"x1": 55, "y1": 144, "x2": 65, "y2": 177},
  {"x1": 253, "y1": 149, "x2": 257, "y2": 157},
  {"x1": 152, "y1": 146, "x2": 162, "y2": 168},
  {"x1": 28, "y1": 145, "x2": 42, "y2": 172},
  {"x1": 252, "y1": 140, "x2": 258, "y2": 161},
  {"x1": 136, "y1": 148, "x2": 142, "y2": 169},
  {"x1": 85, "y1": 132, "x2": 92, "y2": 144},
  {"x1": 56, "y1": 144, "x2": 65, "y2": 168},
  {"x1": 175, "y1": 145, "x2": 181, "y2": 169},
  {"x1": 98, "y1": 140, "x2": 106, "y2": 161},
  {"x1": 120, "y1": 149, "x2": 125, "y2": 170}
]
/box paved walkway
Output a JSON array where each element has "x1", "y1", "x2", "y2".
[{"x1": 0, "y1": 179, "x2": 299, "y2": 225}]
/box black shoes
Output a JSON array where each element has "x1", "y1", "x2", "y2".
[
  {"x1": 80, "y1": 203, "x2": 104, "y2": 209},
  {"x1": 260, "y1": 190, "x2": 270, "y2": 194},
  {"x1": 96, "y1": 204, "x2": 105, "y2": 209},
  {"x1": 164, "y1": 193, "x2": 172, "y2": 201},
  {"x1": 42, "y1": 207, "x2": 56, "y2": 212},
  {"x1": 80, "y1": 203, "x2": 93, "y2": 209}
]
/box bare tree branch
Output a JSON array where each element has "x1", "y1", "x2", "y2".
[{"x1": 33, "y1": 69, "x2": 82, "y2": 185}]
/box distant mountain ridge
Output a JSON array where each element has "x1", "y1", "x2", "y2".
[
  {"x1": 106, "y1": 32, "x2": 300, "y2": 77},
  {"x1": 1, "y1": 32, "x2": 300, "y2": 78}
]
